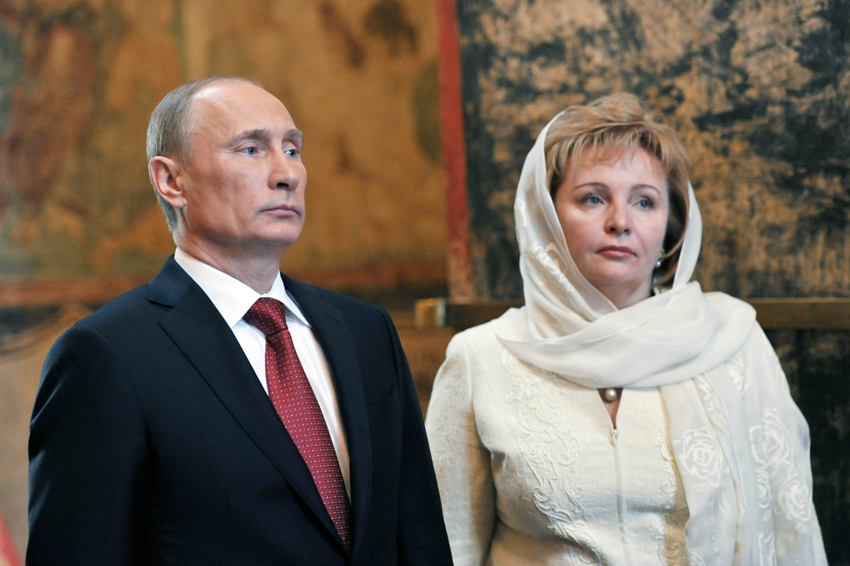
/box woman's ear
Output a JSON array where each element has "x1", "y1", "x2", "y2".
[{"x1": 149, "y1": 156, "x2": 187, "y2": 209}]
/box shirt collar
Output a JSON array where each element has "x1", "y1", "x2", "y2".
[{"x1": 173, "y1": 248, "x2": 311, "y2": 329}]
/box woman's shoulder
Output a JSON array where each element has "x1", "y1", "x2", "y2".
[
  {"x1": 444, "y1": 321, "x2": 503, "y2": 360},
  {"x1": 700, "y1": 289, "x2": 755, "y2": 314},
  {"x1": 699, "y1": 290, "x2": 773, "y2": 353}
]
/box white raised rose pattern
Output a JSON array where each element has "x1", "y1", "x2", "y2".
[
  {"x1": 750, "y1": 408, "x2": 812, "y2": 525},
  {"x1": 677, "y1": 428, "x2": 723, "y2": 487}
]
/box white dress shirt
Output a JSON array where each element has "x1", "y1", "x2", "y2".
[{"x1": 174, "y1": 249, "x2": 351, "y2": 496}]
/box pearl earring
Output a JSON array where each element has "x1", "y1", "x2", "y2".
[{"x1": 655, "y1": 248, "x2": 665, "y2": 269}]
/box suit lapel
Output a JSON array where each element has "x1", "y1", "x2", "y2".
[
  {"x1": 149, "y1": 259, "x2": 343, "y2": 548},
  {"x1": 283, "y1": 276, "x2": 374, "y2": 555}
]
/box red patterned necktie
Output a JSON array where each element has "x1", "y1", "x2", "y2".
[{"x1": 243, "y1": 298, "x2": 352, "y2": 551}]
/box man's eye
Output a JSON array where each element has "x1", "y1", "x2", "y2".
[
  {"x1": 285, "y1": 148, "x2": 300, "y2": 157},
  {"x1": 242, "y1": 146, "x2": 258, "y2": 155}
]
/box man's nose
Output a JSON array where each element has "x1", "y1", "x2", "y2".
[
  {"x1": 269, "y1": 150, "x2": 300, "y2": 190},
  {"x1": 604, "y1": 201, "x2": 631, "y2": 234}
]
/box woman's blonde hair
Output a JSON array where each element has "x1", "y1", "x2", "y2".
[{"x1": 544, "y1": 93, "x2": 690, "y2": 286}]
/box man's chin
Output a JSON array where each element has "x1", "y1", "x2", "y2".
[{"x1": 252, "y1": 230, "x2": 303, "y2": 252}]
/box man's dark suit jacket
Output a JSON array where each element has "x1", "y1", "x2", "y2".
[{"x1": 27, "y1": 257, "x2": 453, "y2": 565}]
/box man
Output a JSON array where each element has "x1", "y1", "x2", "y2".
[{"x1": 27, "y1": 76, "x2": 453, "y2": 565}]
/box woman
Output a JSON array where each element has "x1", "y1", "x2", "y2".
[{"x1": 425, "y1": 94, "x2": 827, "y2": 565}]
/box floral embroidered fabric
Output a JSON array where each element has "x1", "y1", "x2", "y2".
[{"x1": 426, "y1": 323, "x2": 825, "y2": 566}]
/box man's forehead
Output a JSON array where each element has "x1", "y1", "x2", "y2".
[{"x1": 191, "y1": 81, "x2": 294, "y2": 131}]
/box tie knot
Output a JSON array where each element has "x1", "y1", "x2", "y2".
[{"x1": 243, "y1": 298, "x2": 289, "y2": 336}]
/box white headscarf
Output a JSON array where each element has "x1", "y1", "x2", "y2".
[
  {"x1": 492, "y1": 111, "x2": 755, "y2": 380},
  {"x1": 492, "y1": 113, "x2": 826, "y2": 565}
]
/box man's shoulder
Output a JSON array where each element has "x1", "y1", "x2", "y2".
[
  {"x1": 76, "y1": 256, "x2": 195, "y2": 330},
  {"x1": 72, "y1": 258, "x2": 184, "y2": 331},
  {"x1": 72, "y1": 284, "x2": 159, "y2": 333}
]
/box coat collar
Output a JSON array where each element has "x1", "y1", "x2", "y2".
[{"x1": 148, "y1": 257, "x2": 371, "y2": 554}]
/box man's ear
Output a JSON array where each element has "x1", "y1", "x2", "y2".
[{"x1": 149, "y1": 156, "x2": 187, "y2": 209}]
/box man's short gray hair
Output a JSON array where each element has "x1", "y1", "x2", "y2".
[{"x1": 146, "y1": 76, "x2": 261, "y2": 231}]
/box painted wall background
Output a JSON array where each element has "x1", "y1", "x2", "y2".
[
  {"x1": 451, "y1": 0, "x2": 849, "y2": 562},
  {"x1": 0, "y1": 0, "x2": 447, "y2": 287}
]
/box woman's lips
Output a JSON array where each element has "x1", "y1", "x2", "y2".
[{"x1": 597, "y1": 245, "x2": 635, "y2": 259}]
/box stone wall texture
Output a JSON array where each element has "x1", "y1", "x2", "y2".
[{"x1": 454, "y1": 0, "x2": 849, "y2": 562}]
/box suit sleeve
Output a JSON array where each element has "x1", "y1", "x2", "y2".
[
  {"x1": 377, "y1": 309, "x2": 454, "y2": 566},
  {"x1": 425, "y1": 333, "x2": 496, "y2": 566},
  {"x1": 27, "y1": 326, "x2": 150, "y2": 566}
]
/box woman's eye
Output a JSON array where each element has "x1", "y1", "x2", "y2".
[
  {"x1": 582, "y1": 195, "x2": 602, "y2": 205},
  {"x1": 638, "y1": 198, "x2": 654, "y2": 209}
]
